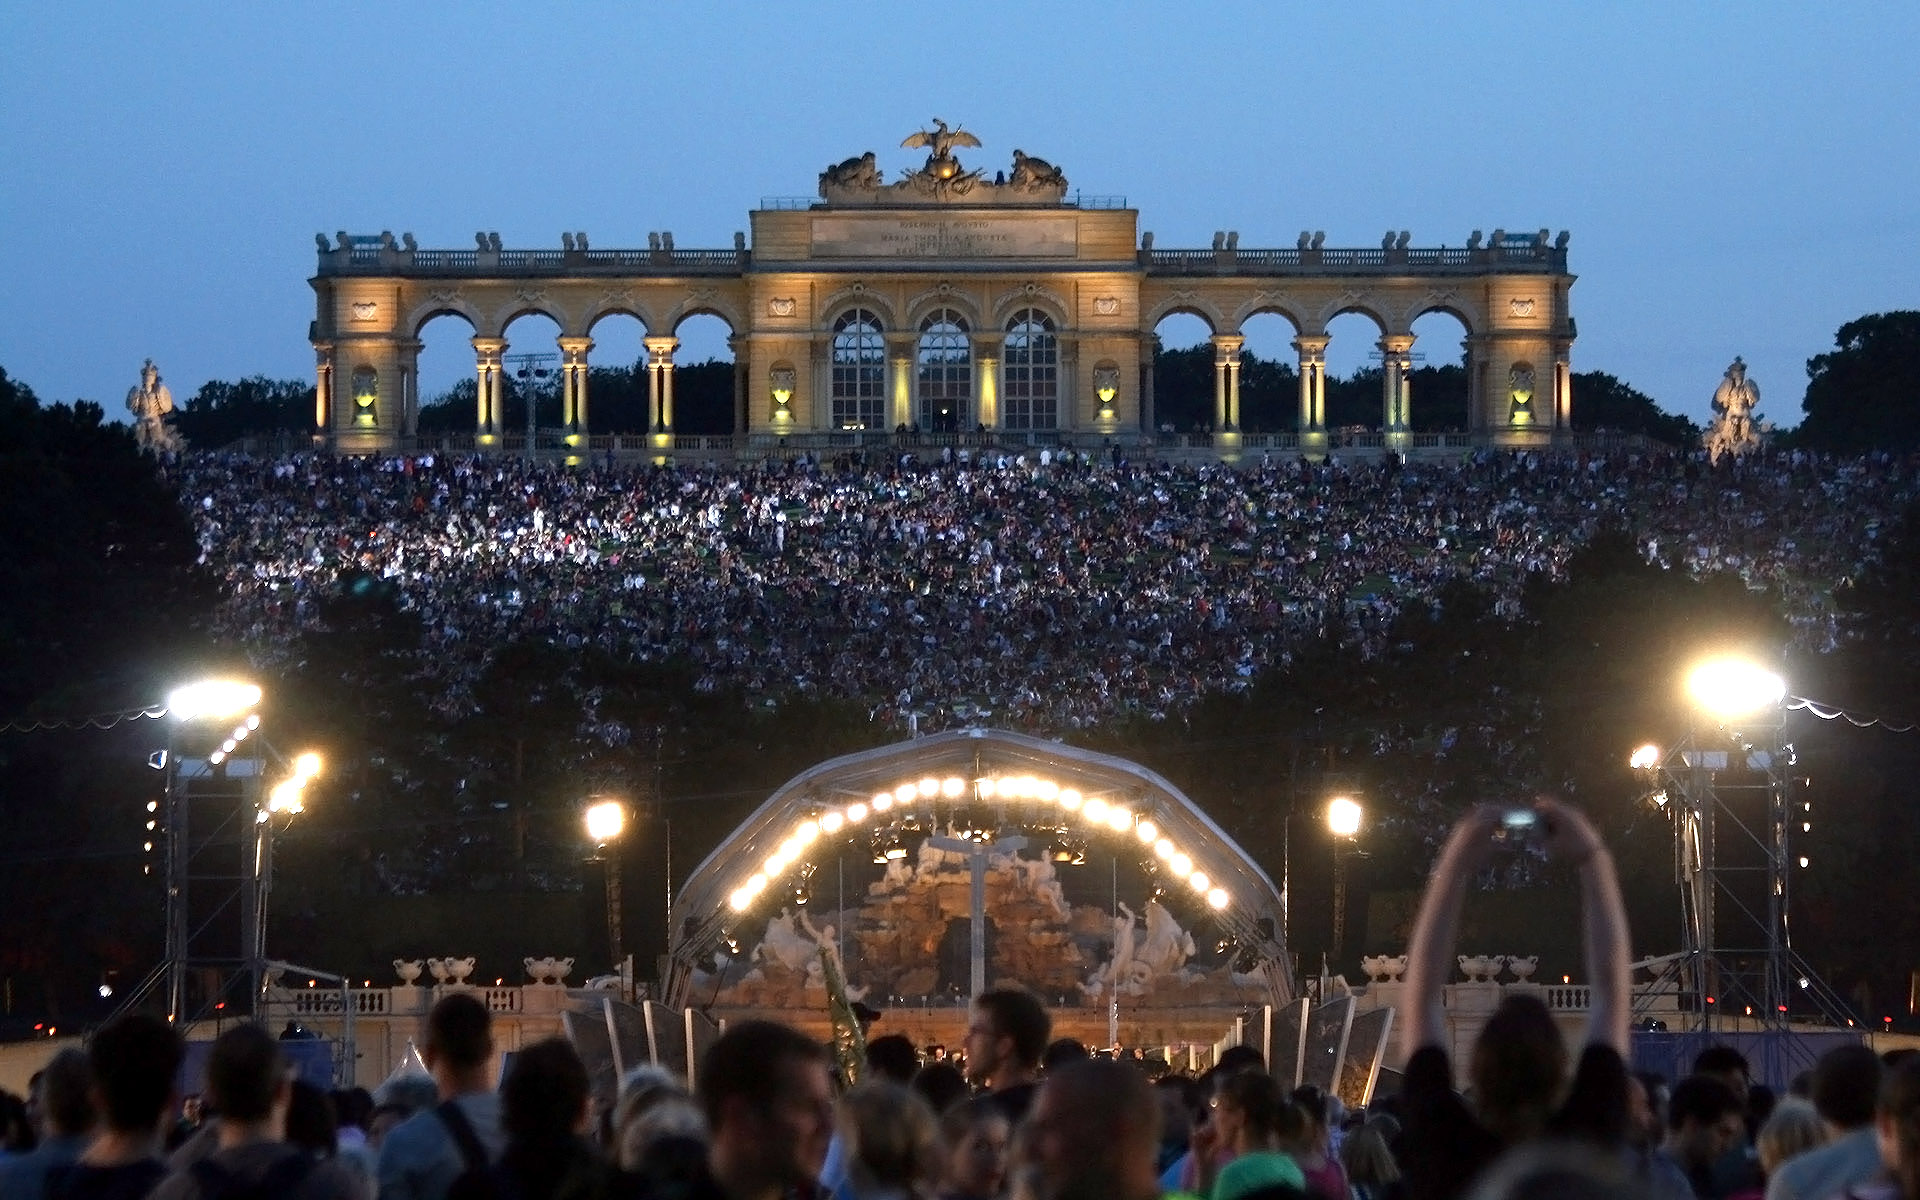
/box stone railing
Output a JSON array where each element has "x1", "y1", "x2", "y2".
[
  {"x1": 316, "y1": 236, "x2": 749, "y2": 278},
  {"x1": 1144, "y1": 240, "x2": 1564, "y2": 276}
]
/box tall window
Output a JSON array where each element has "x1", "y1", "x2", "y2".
[
  {"x1": 830, "y1": 309, "x2": 886, "y2": 430},
  {"x1": 1003, "y1": 309, "x2": 1058, "y2": 430},
  {"x1": 917, "y1": 308, "x2": 971, "y2": 432}
]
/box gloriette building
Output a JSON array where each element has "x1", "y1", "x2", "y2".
[{"x1": 310, "y1": 121, "x2": 1576, "y2": 460}]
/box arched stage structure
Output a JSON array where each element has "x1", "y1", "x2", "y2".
[
  {"x1": 311, "y1": 121, "x2": 1576, "y2": 463},
  {"x1": 667, "y1": 728, "x2": 1291, "y2": 1048}
]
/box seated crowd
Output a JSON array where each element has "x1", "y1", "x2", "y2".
[
  {"x1": 5, "y1": 801, "x2": 1918, "y2": 1200},
  {"x1": 174, "y1": 447, "x2": 1915, "y2": 734}
]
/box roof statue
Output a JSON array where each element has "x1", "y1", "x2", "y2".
[
  {"x1": 817, "y1": 120, "x2": 1069, "y2": 207},
  {"x1": 125, "y1": 358, "x2": 183, "y2": 454},
  {"x1": 1703, "y1": 355, "x2": 1766, "y2": 463}
]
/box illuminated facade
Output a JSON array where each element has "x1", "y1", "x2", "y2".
[{"x1": 310, "y1": 124, "x2": 1576, "y2": 459}]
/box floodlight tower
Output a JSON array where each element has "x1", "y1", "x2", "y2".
[{"x1": 1636, "y1": 658, "x2": 1844, "y2": 1032}]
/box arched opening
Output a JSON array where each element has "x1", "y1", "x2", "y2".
[
  {"x1": 585, "y1": 311, "x2": 650, "y2": 434},
  {"x1": 1323, "y1": 310, "x2": 1388, "y2": 431},
  {"x1": 500, "y1": 311, "x2": 565, "y2": 438},
  {"x1": 1409, "y1": 310, "x2": 1472, "y2": 433},
  {"x1": 1150, "y1": 311, "x2": 1214, "y2": 434},
  {"x1": 672, "y1": 312, "x2": 739, "y2": 435},
  {"x1": 1238, "y1": 311, "x2": 1302, "y2": 434},
  {"x1": 414, "y1": 311, "x2": 480, "y2": 433},
  {"x1": 830, "y1": 308, "x2": 887, "y2": 431},
  {"x1": 916, "y1": 308, "x2": 972, "y2": 432}
]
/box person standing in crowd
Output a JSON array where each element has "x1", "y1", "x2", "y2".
[
  {"x1": 1743, "y1": 1098, "x2": 1829, "y2": 1198},
  {"x1": 1284, "y1": 1086, "x2": 1349, "y2": 1200},
  {"x1": 1396, "y1": 799, "x2": 1632, "y2": 1200},
  {"x1": 147, "y1": 1024, "x2": 362, "y2": 1200},
  {"x1": 961, "y1": 990, "x2": 1049, "y2": 1123},
  {"x1": 1024, "y1": 1059, "x2": 1162, "y2": 1200},
  {"x1": 378, "y1": 994, "x2": 505, "y2": 1200},
  {"x1": 1693, "y1": 1047, "x2": 1762, "y2": 1196},
  {"x1": 446, "y1": 1038, "x2": 612, "y2": 1200},
  {"x1": 933, "y1": 1097, "x2": 1009, "y2": 1200},
  {"x1": 694, "y1": 1020, "x2": 834, "y2": 1200},
  {"x1": 1657, "y1": 1076, "x2": 1749, "y2": 1198},
  {"x1": 0, "y1": 1050, "x2": 95, "y2": 1199},
  {"x1": 42, "y1": 1014, "x2": 183, "y2": 1200},
  {"x1": 827, "y1": 1081, "x2": 938, "y2": 1200},
  {"x1": 1198, "y1": 1071, "x2": 1306, "y2": 1200},
  {"x1": 1842, "y1": 1054, "x2": 1920, "y2": 1200},
  {"x1": 1765, "y1": 1044, "x2": 1883, "y2": 1200},
  {"x1": 1340, "y1": 1123, "x2": 1404, "y2": 1200}
]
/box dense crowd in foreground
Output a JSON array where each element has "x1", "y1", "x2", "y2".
[
  {"x1": 176, "y1": 447, "x2": 1916, "y2": 733},
  {"x1": 5, "y1": 802, "x2": 1919, "y2": 1200}
]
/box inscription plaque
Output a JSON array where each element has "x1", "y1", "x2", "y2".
[{"x1": 812, "y1": 214, "x2": 1078, "y2": 259}]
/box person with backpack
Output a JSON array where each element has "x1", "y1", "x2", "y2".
[
  {"x1": 147, "y1": 1024, "x2": 361, "y2": 1200},
  {"x1": 378, "y1": 995, "x2": 505, "y2": 1200}
]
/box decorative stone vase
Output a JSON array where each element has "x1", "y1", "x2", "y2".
[
  {"x1": 1457, "y1": 954, "x2": 1497, "y2": 983},
  {"x1": 550, "y1": 957, "x2": 574, "y2": 985},
  {"x1": 427, "y1": 957, "x2": 451, "y2": 985},
  {"x1": 524, "y1": 956, "x2": 556, "y2": 984},
  {"x1": 1505, "y1": 954, "x2": 1539, "y2": 982},
  {"x1": 447, "y1": 956, "x2": 476, "y2": 984},
  {"x1": 1385, "y1": 954, "x2": 1409, "y2": 981},
  {"x1": 394, "y1": 959, "x2": 424, "y2": 986}
]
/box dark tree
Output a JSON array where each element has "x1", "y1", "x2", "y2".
[
  {"x1": 1794, "y1": 312, "x2": 1920, "y2": 452},
  {"x1": 1570, "y1": 371, "x2": 1696, "y2": 445},
  {"x1": 172, "y1": 377, "x2": 315, "y2": 448}
]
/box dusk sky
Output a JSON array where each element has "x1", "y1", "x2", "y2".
[{"x1": 3, "y1": 2, "x2": 1916, "y2": 428}]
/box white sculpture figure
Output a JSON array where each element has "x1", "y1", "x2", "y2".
[
  {"x1": 1134, "y1": 900, "x2": 1196, "y2": 980},
  {"x1": 426, "y1": 958, "x2": 450, "y2": 984},
  {"x1": 447, "y1": 956, "x2": 476, "y2": 984},
  {"x1": 1505, "y1": 954, "x2": 1539, "y2": 982},
  {"x1": 755, "y1": 910, "x2": 820, "y2": 975},
  {"x1": 1703, "y1": 356, "x2": 1765, "y2": 463},
  {"x1": 394, "y1": 959, "x2": 424, "y2": 986},
  {"x1": 125, "y1": 359, "x2": 182, "y2": 453}
]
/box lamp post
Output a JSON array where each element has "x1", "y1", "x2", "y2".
[
  {"x1": 506, "y1": 351, "x2": 557, "y2": 452},
  {"x1": 585, "y1": 799, "x2": 628, "y2": 980},
  {"x1": 1326, "y1": 796, "x2": 1363, "y2": 962}
]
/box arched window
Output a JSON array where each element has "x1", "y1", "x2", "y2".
[
  {"x1": 830, "y1": 309, "x2": 886, "y2": 430},
  {"x1": 917, "y1": 308, "x2": 971, "y2": 432},
  {"x1": 1004, "y1": 309, "x2": 1058, "y2": 430}
]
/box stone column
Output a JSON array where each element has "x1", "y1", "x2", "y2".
[
  {"x1": 313, "y1": 343, "x2": 334, "y2": 431},
  {"x1": 472, "y1": 337, "x2": 507, "y2": 437},
  {"x1": 1293, "y1": 335, "x2": 1329, "y2": 439},
  {"x1": 1379, "y1": 335, "x2": 1415, "y2": 433},
  {"x1": 729, "y1": 336, "x2": 748, "y2": 435},
  {"x1": 644, "y1": 336, "x2": 679, "y2": 432},
  {"x1": 398, "y1": 339, "x2": 423, "y2": 437},
  {"x1": 1209, "y1": 334, "x2": 1244, "y2": 433},
  {"x1": 974, "y1": 333, "x2": 1002, "y2": 430},
  {"x1": 1141, "y1": 336, "x2": 1159, "y2": 434},
  {"x1": 558, "y1": 337, "x2": 593, "y2": 435},
  {"x1": 1553, "y1": 345, "x2": 1573, "y2": 434},
  {"x1": 888, "y1": 335, "x2": 915, "y2": 431}
]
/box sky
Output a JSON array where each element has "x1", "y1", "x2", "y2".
[{"x1": 3, "y1": 1, "x2": 1916, "y2": 429}]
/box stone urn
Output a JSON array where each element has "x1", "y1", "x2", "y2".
[
  {"x1": 447, "y1": 956, "x2": 476, "y2": 985},
  {"x1": 1360, "y1": 955, "x2": 1393, "y2": 983},
  {"x1": 550, "y1": 956, "x2": 574, "y2": 985},
  {"x1": 394, "y1": 959, "x2": 424, "y2": 987},
  {"x1": 1457, "y1": 954, "x2": 1498, "y2": 983},
  {"x1": 427, "y1": 957, "x2": 451, "y2": 985},
  {"x1": 1505, "y1": 954, "x2": 1540, "y2": 982}
]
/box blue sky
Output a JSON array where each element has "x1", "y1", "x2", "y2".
[{"x1": 3, "y1": 1, "x2": 1915, "y2": 428}]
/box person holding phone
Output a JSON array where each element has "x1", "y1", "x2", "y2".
[{"x1": 1395, "y1": 798, "x2": 1634, "y2": 1200}]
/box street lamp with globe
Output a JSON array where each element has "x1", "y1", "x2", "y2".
[
  {"x1": 1326, "y1": 796, "x2": 1364, "y2": 963},
  {"x1": 584, "y1": 799, "x2": 628, "y2": 981}
]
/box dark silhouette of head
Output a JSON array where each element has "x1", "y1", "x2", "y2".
[{"x1": 1470, "y1": 994, "x2": 1568, "y2": 1144}]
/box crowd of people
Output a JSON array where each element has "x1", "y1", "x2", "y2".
[
  {"x1": 174, "y1": 447, "x2": 1916, "y2": 734},
  {"x1": 7, "y1": 802, "x2": 1920, "y2": 1200}
]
